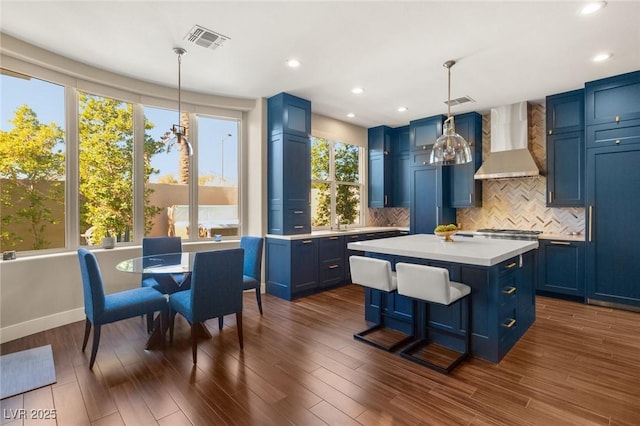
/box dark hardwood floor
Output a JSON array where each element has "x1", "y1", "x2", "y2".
[{"x1": 2, "y1": 285, "x2": 640, "y2": 425}]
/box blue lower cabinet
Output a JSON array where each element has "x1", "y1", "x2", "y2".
[
  {"x1": 364, "y1": 252, "x2": 536, "y2": 363},
  {"x1": 318, "y1": 236, "x2": 345, "y2": 288},
  {"x1": 266, "y1": 238, "x2": 317, "y2": 300},
  {"x1": 537, "y1": 239, "x2": 585, "y2": 299}
]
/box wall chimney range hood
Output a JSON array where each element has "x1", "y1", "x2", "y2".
[{"x1": 474, "y1": 102, "x2": 540, "y2": 180}]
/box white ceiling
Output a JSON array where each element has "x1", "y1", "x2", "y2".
[{"x1": 1, "y1": 1, "x2": 639, "y2": 128}]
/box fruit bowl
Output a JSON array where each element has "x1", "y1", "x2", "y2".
[{"x1": 434, "y1": 230, "x2": 457, "y2": 242}]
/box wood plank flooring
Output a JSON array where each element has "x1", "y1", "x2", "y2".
[{"x1": 2, "y1": 286, "x2": 640, "y2": 425}]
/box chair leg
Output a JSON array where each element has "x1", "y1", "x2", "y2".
[
  {"x1": 146, "y1": 313, "x2": 154, "y2": 334},
  {"x1": 218, "y1": 316, "x2": 224, "y2": 330},
  {"x1": 158, "y1": 310, "x2": 165, "y2": 349},
  {"x1": 169, "y1": 312, "x2": 176, "y2": 345},
  {"x1": 82, "y1": 317, "x2": 92, "y2": 352},
  {"x1": 191, "y1": 323, "x2": 199, "y2": 364},
  {"x1": 255, "y1": 288, "x2": 263, "y2": 315},
  {"x1": 235, "y1": 312, "x2": 243, "y2": 349},
  {"x1": 89, "y1": 324, "x2": 101, "y2": 370}
]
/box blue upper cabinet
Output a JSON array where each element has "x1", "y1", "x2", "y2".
[
  {"x1": 267, "y1": 93, "x2": 312, "y2": 235},
  {"x1": 268, "y1": 92, "x2": 312, "y2": 137},
  {"x1": 546, "y1": 90, "x2": 585, "y2": 207},
  {"x1": 391, "y1": 126, "x2": 410, "y2": 208},
  {"x1": 547, "y1": 89, "x2": 584, "y2": 135},
  {"x1": 450, "y1": 112, "x2": 482, "y2": 208},
  {"x1": 409, "y1": 115, "x2": 446, "y2": 153},
  {"x1": 368, "y1": 126, "x2": 392, "y2": 208},
  {"x1": 585, "y1": 70, "x2": 640, "y2": 127}
]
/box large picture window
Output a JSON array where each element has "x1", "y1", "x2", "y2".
[
  {"x1": 0, "y1": 73, "x2": 65, "y2": 251},
  {"x1": 311, "y1": 136, "x2": 362, "y2": 228}
]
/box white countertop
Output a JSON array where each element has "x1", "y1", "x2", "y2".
[
  {"x1": 266, "y1": 226, "x2": 407, "y2": 240},
  {"x1": 347, "y1": 233, "x2": 538, "y2": 267}
]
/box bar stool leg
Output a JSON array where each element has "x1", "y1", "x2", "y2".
[{"x1": 354, "y1": 290, "x2": 414, "y2": 352}]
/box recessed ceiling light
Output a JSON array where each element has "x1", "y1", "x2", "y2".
[
  {"x1": 593, "y1": 52, "x2": 613, "y2": 62},
  {"x1": 286, "y1": 58, "x2": 301, "y2": 68},
  {"x1": 346, "y1": 113, "x2": 355, "y2": 118},
  {"x1": 579, "y1": 1, "x2": 607, "y2": 15},
  {"x1": 397, "y1": 106, "x2": 408, "y2": 112},
  {"x1": 351, "y1": 87, "x2": 364, "y2": 94}
]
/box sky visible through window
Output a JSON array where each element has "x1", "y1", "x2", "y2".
[{"x1": 1, "y1": 75, "x2": 238, "y2": 185}]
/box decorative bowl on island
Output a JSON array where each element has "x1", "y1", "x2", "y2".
[{"x1": 434, "y1": 230, "x2": 457, "y2": 242}]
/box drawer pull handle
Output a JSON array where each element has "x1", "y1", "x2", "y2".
[
  {"x1": 502, "y1": 287, "x2": 516, "y2": 295},
  {"x1": 502, "y1": 319, "x2": 516, "y2": 329},
  {"x1": 293, "y1": 210, "x2": 304, "y2": 214},
  {"x1": 550, "y1": 241, "x2": 571, "y2": 245},
  {"x1": 505, "y1": 262, "x2": 517, "y2": 269},
  {"x1": 615, "y1": 116, "x2": 620, "y2": 123},
  {"x1": 422, "y1": 161, "x2": 427, "y2": 165},
  {"x1": 422, "y1": 146, "x2": 427, "y2": 150},
  {"x1": 329, "y1": 236, "x2": 338, "y2": 240},
  {"x1": 329, "y1": 264, "x2": 339, "y2": 269},
  {"x1": 294, "y1": 226, "x2": 304, "y2": 229},
  {"x1": 302, "y1": 240, "x2": 313, "y2": 244}
]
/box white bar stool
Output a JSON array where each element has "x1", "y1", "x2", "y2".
[
  {"x1": 395, "y1": 262, "x2": 471, "y2": 373},
  {"x1": 349, "y1": 256, "x2": 413, "y2": 351}
]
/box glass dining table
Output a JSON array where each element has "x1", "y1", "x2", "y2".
[{"x1": 116, "y1": 252, "x2": 211, "y2": 348}]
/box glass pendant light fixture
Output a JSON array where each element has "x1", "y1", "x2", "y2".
[
  {"x1": 162, "y1": 47, "x2": 193, "y2": 156},
  {"x1": 429, "y1": 60, "x2": 472, "y2": 166}
]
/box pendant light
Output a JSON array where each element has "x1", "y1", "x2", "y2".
[
  {"x1": 429, "y1": 60, "x2": 472, "y2": 166},
  {"x1": 162, "y1": 47, "x2": 193, "y2": 156}
]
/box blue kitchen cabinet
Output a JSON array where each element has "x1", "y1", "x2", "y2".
[
  {"x1": 410, "y1": 165, "x2": 455, "y2": 234},
  {"x1": 409, "y1": 115, "x2": 445, "y2": 153},
  {"x1": 368, "y1": 126, "x2": 392, "y2": 208},
  {"x1": 450, "y1": 112, "x2": 483, "y2": 208},
  {"x1": 391, "y1": 126, "x2": 410, "y2": 207},
  {"x1": 586, "y1": 119, "x2": 640, "y2": 149},
  {"x1": 318, "y1": 235, "x2": 345, "y2": 288},
  {"x1": 266, "y1": 238, "x2": 318, "y2": 300},
  {"x1": 268, "y1": 92, "x2": 312, "y2": 138},
  {"x1": 585, "y1": 70, "x2": 640, "y2": 127},
  {"x1": 537, "y1": 239, "x2": 585, "y2": 299},
  {"x1": 586, "y1": 145, "x2": 640, "y2": 308},
  {"x1": 268, "y1": 93, "x2": 312, "y2": 235},
  {"x1": 546, "y1": 90, "x2": 585, "y2": 207}
]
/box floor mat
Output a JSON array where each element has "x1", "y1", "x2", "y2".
[{"x1": 1, "y1": 344, "x2": 56, "y2": 399}]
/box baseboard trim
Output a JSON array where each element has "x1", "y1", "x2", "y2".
[{"x1": 0, "y1": 308, "x2": 85, "y2": 344}]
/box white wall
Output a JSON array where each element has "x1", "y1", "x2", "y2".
[{"x1": 312, "y1": 113, "x2": 367, "y2": 147}]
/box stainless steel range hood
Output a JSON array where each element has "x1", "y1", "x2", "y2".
[{"x1": 474, "y1": 102, "x2": 540, "y2": 180}]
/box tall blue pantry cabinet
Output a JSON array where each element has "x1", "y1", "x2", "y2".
[{"x1": 585, "y1": 71, "x2": 640, "y2": 308}]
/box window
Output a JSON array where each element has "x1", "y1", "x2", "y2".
[
  {"x1": 311, "y1": 136, "x2": 362, "y2": 228},
  {"x1": 197, "y1": 116, "x2": 239, "y2": 239},
  {"x1": 78, "y1": 92, "x2": 137, "y2": 245},
  {"x1": 0, "y1": 73, "x2": 65, "y2": 251}
]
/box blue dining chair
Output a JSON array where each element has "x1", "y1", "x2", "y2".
[
  {"x1": 218, "y1": 236, "x2": 264, "y2": 330},
  {"x1": 142, "y1": 237, "x2": 187, "y2": 332},
  {"x1": 168, "y1": 248, "x2": 244, "y2": 364},
  {"x1": 77, "y1": 248, "x2": 168, "y2": 369}
]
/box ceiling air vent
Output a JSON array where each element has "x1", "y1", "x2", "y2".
[
  {"x1": 444, "y1": 96, "x2": 476, "y2": 107},
  {"x1": 184, "y1": 25, "x2": 230, "y2": 50}
]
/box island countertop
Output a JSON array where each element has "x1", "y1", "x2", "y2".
[{"x1": 347, "y1": 233, "x2": 538, "y2": 266}]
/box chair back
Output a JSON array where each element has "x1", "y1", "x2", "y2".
[
  {"x1": 396, "y1": 263, "x2": 452, "y2": 304},
  {"x1": 189, "y1": 248, "x2": 244, "y2": 323},
  {"x1": 349, "y1": 256, "x2": 397, "y2": 292},
  {"x1": 77, "y1": 248, "x2": 106, "y2": 322},
  {"x1": 142, "y1": 236, "x2": 183, "y2": 286},
  {"x1": 240, "y1": 236, "x2": 264, "y2": 281}
]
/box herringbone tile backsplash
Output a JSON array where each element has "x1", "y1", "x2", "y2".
[{"x1": 368, "y1": 103, "x2": 585, "y2": 234}]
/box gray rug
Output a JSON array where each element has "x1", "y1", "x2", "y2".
[{"x1": 1, "y1": 345, "x2": 56, "y2": 399}]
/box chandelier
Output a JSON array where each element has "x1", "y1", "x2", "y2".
[
  {"x1": 162, "y1": 47, "x2": 193, "y2": 156},
  {"x1": 429, "y1": 60, "x2": 472, "y2": 166}
]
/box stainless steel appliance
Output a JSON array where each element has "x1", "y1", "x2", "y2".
[{"x1": 475, "y1": 229, "x2": 542, "y2": 241}]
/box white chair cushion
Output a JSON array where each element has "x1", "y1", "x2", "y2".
[
  {"x1": 396, "y1": 263, "x2": 471, "y2": 305},
  {"x1": 349, "y1": 256, "x2": 396, "y2": 292}
]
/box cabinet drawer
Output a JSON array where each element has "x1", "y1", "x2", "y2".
[
  {"x1": 410, "y1": 149, "x2": 432, "y2": 167},
  {"x1": 319, "y1": 261, "x2": 345, "y2": 287},
  {"x1": 586, "y1": 119, "x2": 640, "y2": 149},
  {"x1": 499, "y1": 305, "x2": 518, "y2": 339},
  {"x1": 318, "y1": 235, "x2": 344, "y2": 262}
]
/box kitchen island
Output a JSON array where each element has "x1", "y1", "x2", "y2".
[{"x1": 347, "y1": 234, "x2": 539, "y2": 363}]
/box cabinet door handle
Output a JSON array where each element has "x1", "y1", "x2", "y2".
[
  {"x1": 505, "y1": 262, "x2": 517, "y2": 269},
  {"x1": 294, "y1": 225, "x2": 304, "y2": 229},
  {"x1": 436, "y1": 206, "x2": 439, "y2": 220},
  {"x1": 548, "y1": 129, "x2": 553, "y2": 135},
  {"x1": 293, "y1": 210, "x2": 304, "y2": 214},
  {"x1": 329, "y1": 264, "x2": 339, "y2": 269},
  {"x1": 302, "y1": 240, "x2": 313, "y2": 244},
  {"x1": 502, "y1": 318, "x2": 516, "y2": 329},
  {"x1": 502, "y1": 287, "x2": 516, "y2": 295},
  {"x1": 422, "y1": 145, "x2": 427, "y2": 150},
  {"x1": 550, "y1": 241, "x2": 571, "y2": 245},
  {"x1": 615, "y1": 139, "x2": 621, "y2": 145},
  {"x1": 589, "y1": 205, "x2": 594, "y2": 242},
  {"x1": 422, "y1": 161, "x2": 427, "y2": 165},
  {"x1": 615, "y1": 116, "x2": 620, "y2": 123},
  {"x1": 384, "y1": 195, "x2": 388, "y2": 205},
  {"x1": 548, "y1": 191, "x2": 553, "y2": 203},
  {"x1": 469, "y1": 193, "x2": 472, "y2": 204}
]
